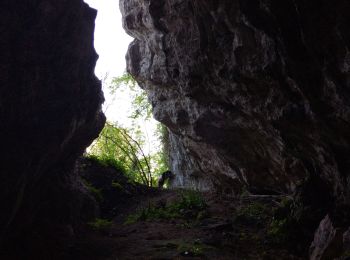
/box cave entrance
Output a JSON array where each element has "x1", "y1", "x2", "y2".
[{"x1": 83, "y1": 0, "x2": 169, "y2": 188}]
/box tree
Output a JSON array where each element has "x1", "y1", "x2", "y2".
[
  {"x1": 89, "y1": 122, "x2": 153, "y2": 186},
  {"x1": 87, "y1": 73, "x2": 169, "y2": 187}
]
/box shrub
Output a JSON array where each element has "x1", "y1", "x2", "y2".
[
  {"x1": 267, "y1": 218, "x2": 289, "y2": 243},
  {"x1": 86, "y1": 154, "x2": 127, "y2": 174},
  {"x1": 87, "y1": 218, "x2": 113, "y2": 231},
  {"x1": 83, "y1": 180, "x2": 103, "y2": 202},
  {"x1": 125, "y1": 190, "x2": 207, "y2": 225},
  {"x1": 235, "y1": 201, "x2": 269, "y2": 223},
  {"x1": 177, "y1": 241, "x2": 211, "y2": 257}
]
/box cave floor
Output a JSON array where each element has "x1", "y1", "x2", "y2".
[{"x1": 69, "y1": 189, "x2": 304, "y2": 260}]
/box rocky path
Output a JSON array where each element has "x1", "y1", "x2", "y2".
[
  {"x1": 70, "y1": 189, "x2": 304, "y2": 260},
  {"x1": 107, "y1": 190, "x2": 236, "y2": 259},
  {"x1": 69, "y1": 158, "x2": 307, "y2": 259}
]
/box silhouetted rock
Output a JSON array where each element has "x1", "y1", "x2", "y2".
[
  {"x1": 76, "y1": 156, "x2": 155, "y2": 219},
  {"x1": 0, "y1": 0, "x2": 105, "y2": 257}
]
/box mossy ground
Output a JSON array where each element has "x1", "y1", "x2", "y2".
[
  {"x1": 69, "y1": 189, "x2": 305, "y2": 259},
  {"x1": 67, "y1": 158, "x2": 308, "y2": 259}
]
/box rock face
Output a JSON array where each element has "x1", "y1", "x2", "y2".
[
  {"x1": 0, "y1": 0, "x2": 105, "y2": 254},
  {"x1": 76, "y1": 157, "x2": 153, "y2": 219},
  {"x1": 309, "y1": 215, "x2": 343, "y2": 259},
  {"x1": 120, "y1": 0, "x2": 350, "y2": 199}
]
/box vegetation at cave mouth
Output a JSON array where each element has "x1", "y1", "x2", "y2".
[{"x1": 87, "y1": 73, "x2": 169, "y2": 187}]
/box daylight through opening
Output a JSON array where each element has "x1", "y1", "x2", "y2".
[{"x1": 83, "y1": 0, "x2": 169, "y2": 187}]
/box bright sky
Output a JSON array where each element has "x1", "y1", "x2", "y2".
[
  {"x1": 83, "y1": 0, "x2": 159, "y2": 154},
  {"x1": 84, "y1": 0, "x2": 137, "y2": 127},
  {"x1": 84, "y1": 0, "x2": 132, "y2": 78}
]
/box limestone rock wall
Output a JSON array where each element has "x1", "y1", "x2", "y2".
[
  {"x1": 120, "y1": 0, "x2": 350, "y2": 200},
  {"x1": 0, "y1": 0, "x2": 105, "y2": 250}
]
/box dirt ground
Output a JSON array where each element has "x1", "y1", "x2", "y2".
[
  {"x1": 68, "y1": 189, "x2": 304, "y2": 260},
  {"x1": 62, "y1": 158, "x2": 309, "y2": 259}
]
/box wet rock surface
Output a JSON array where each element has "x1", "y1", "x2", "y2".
[
  {"x1": 120, "y1": 0, "x2": 350, "y2": 200},
  {"x1": 0, "y1": 0, "x2": 105, "y2": 257}
]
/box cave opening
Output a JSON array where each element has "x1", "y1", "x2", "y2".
[
  {"x1": 83, "y1": 0, "x2": 169, "y2": 188},
  {"x1": 2, "y1": 0, "x2": 349, "y2": 258}
]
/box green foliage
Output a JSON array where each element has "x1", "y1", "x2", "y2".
[
  {"x1": 267, "y1": 218, "x2": 289, "y2": 243},
  {"x1": 88, "y1": 218, "x2": 113, "y2": 231},
  {"x1": 266, "y1": 196, "x2": 300, "y2": 245},
  {"x1": 88, "y1": 72, "x2": 170, "y2": 187},
  {"x1": 178, "y1": 190, "x2": 207, "y2": 212},
  {"x1": 236, "y1": 202, "x2": 269, "y2": 222},
  {"x1": 110, "y1": 73, "x2": 168, "y2": 174},
  {"x1": 125, "y1": 191, "x2": 207, "y2": 225},
  {"x1": 86, "y1": 154, "x2": 127, "y2": 173},
  {"x1": 88, "y1": 122, "x2": 154, "y2": 186},
  {"x1": 83, "y1": 180, "x2": 103, "y2": 202},
  {"x1": 157, "y1": 240, "x2": 213, "y2": 257},
  {"x1": 177, "y1": 241, "x2": 211, "y2": 257},
  {"x1": 109, "y1": 73, "x2": 152, "y2": 119},
  {"x1": 109, "y1": 73, "x2": 136, "y2": 94}
]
